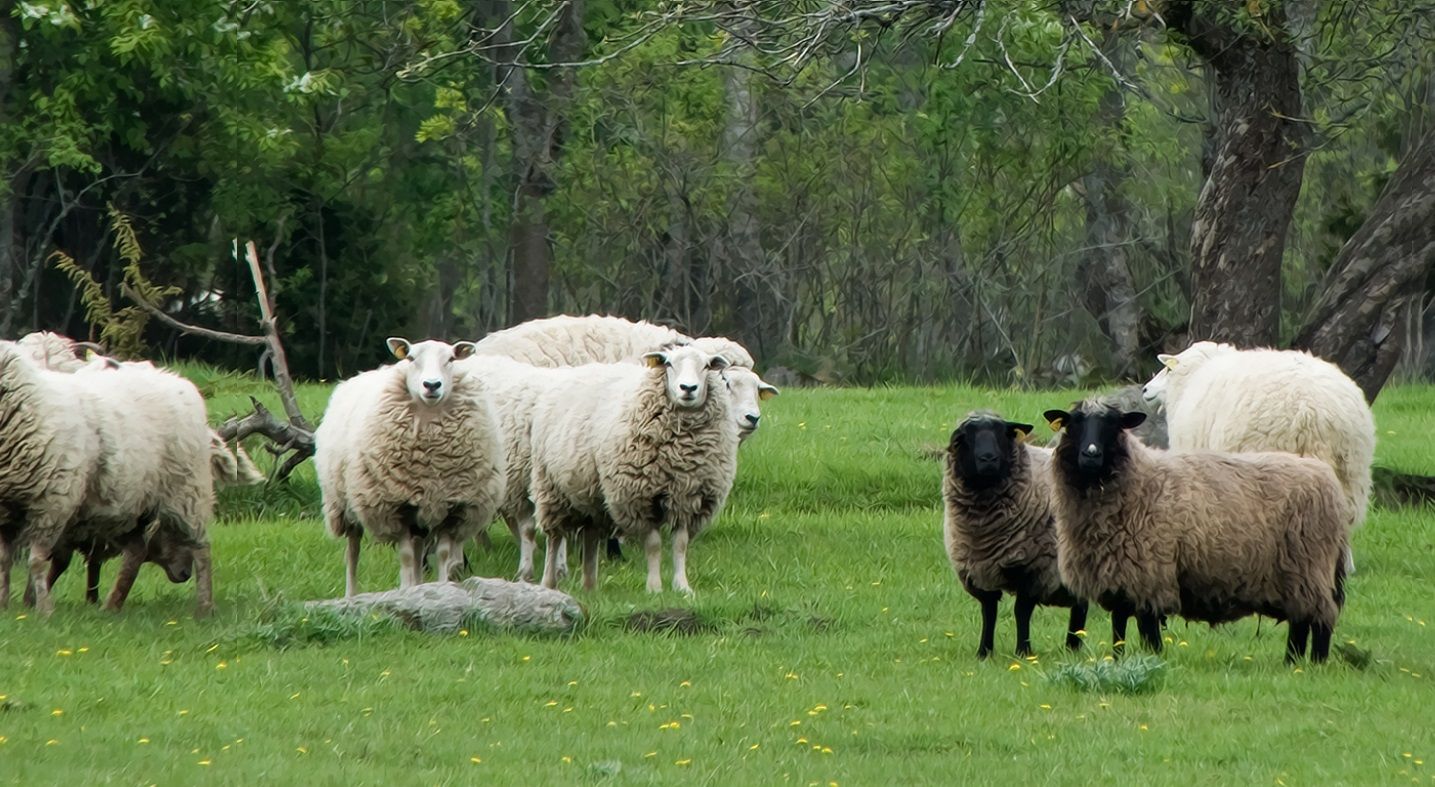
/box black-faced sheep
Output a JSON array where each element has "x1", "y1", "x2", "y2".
[
  {"x1": 943, "y1": 412, "x2": 1088, "y2": 658},
  {"x1": 1044, "y1": 401, "x2": 1351, "y2": 663}
]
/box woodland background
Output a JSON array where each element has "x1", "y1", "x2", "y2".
[{"x1": 2, "y1": 0, "x2": 1432, "y2": 394}]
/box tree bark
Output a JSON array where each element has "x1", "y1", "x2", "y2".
[
  {"x1": 1294, "y1": 126, "x2": 1435, "y2": 401},
  {"x1": 486, "y1": 0, "x2": 586, "y2": 324},
  {"x1": 1077, "y1": 33, "x2": 1141, "y2": 376},
  {"x1": 1167, "y1": 1, "x2": 1306, "y2": 347},
  {"x1": 0, "y1": 5, "x2": 18, "y2": 336}
]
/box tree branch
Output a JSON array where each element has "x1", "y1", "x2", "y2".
[{"x1": 119, "y1": 283, "x2": 267, "y2": 345}]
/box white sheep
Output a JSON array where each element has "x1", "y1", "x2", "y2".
[
  {"x1": 473, "y1": 313, "x2": 757, "y2": 369},
  {"x1": 529, "y1": 344, "x2": 739, "y2": 593},
  {"x1": 315, "y1": 338, "x2": 506, "y2": 597},
  {"x1": 1142, "y1": 341, "x2": 1375, "y2": 572},
  {"x1": 722, "y1": 366, "x2": 780, "y2": 442}
]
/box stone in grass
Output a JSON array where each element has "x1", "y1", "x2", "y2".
[{"x1": 307, "y1": 577, "x2": 584, "y2": 635}]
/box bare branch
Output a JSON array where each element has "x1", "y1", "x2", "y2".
[{"x1": 119, "y1": 283, "x2": 267, "y2": 345}]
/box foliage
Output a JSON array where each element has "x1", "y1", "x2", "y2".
[{"x1": 1044, "y1": 655, "x2": 1169, "y2": 695}]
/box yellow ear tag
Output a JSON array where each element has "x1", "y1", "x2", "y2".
[
  {"x1": 1047, "y1": 419, "x2": 1065, "y2": 432},
  {"x1": 644, "y1": 354, "x2": 664, "y2": 368},
  {"x1": 1161, "y1": 358, "x2": 1177, "y2": 370}
]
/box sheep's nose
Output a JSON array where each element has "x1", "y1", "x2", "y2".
[
  {"x1": 976, "y1": 451, "x2": 999, "y2": 464},
  {"x1": 1083, "y1": 443, "x2": 1101, "y2": 457},
  {"x1": 680, "y1": 383, "x2": 698, "y2": 394},
  {"x1": 745, "y1": 414, "x2": 760, "y2": 426},
  {"x1": 423, "y1": 380, "x2": 442, "y2": 393}
]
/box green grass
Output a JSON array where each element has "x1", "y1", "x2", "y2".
[{"x1": 2, "y1": 378, "x2": 1433, "y2": 784}]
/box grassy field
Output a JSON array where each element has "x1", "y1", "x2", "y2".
[{"x1": 1, "y1": 372, "x2": 1433, "y2": 785}]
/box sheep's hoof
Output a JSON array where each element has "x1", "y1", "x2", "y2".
[
  {"x1": 194, "y1": 603, "x2": 215, "y2": 620},
  {"x1": 975, "y1": 647, "x2": 992, "y2": 660}
]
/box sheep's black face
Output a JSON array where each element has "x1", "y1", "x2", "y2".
[
  {"x1": 146, "y1": 533, "x2": 197, "y2": 584},
  {"x1": 949, "y1": 415, "x2": 1032, "y2": 490},
  {"x1": 1045, "y1": 405, "x2": 1145, "y2": 488}
]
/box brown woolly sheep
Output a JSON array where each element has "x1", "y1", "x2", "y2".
[
  {"x1": 943, "y1": 412, "x2": 1088, "y2": 659},
  {"x1": 1044, "y1": 401, "x2": 1351, "y2": 663}
]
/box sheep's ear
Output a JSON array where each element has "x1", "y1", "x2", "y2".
[
  {"x1": 1120, "y1": 411, "x2": 1147, "y2": 430},
  {"x1": 387, "y1": 337, "x2": 411, "y2": 360},
  {"x1": 452, "y1": 341, "x2": 477, "y2": 361},
  {"x1": 1157, "y1": 353, "x2": 1177, "y2": 369},
  {"x1": 707, "y1": 355, "x2": 730, "y2": 371},
  {"x1": 643, "y1": 352, "x2": 666, "y2": 368},
  {"x1": 1043, "y1": 410, "x2": 1069, "y2": 431},
  {"x1": 1007, "y1": 421, "x2": 1034, "y2": 439},
  {"x1": 758, "y1": 382, "x2": 780, "y2": 401}
]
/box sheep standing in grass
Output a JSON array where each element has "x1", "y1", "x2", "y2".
[
  {"x1": 1, "y1": 348, "x2": 216, "y2": 616},
  {"x1": 943, "y1": 412, "x2": 1088, "y2": 659},
  {"x1": 1142, "y1": 342, "x2": 1375, "y2": 572},
  {"x1": 530, "y1": 345, "x2": 739, "y2": 593},
  {"x1": 1045, "y1": 401, "x2": 1351, "y2": 663},
  {"x1": 315, "y1": 338, "x2": 505, "y2": 596}
]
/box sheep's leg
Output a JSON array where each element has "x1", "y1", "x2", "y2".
[
  {"x1": 671, "y1": 525, "x2": 693, "y2": 595},
  {"x1": 1285, "y1": 621, "x2": 1311, "y2": 664},
  {"x1": 397, "y1": 535, "x2": 421, "y2": 589},
  {"x1": 192, "y1": 544, "x2": 214, "y2": 619},
  {"x1": 1013, "y1": 594, "x2": 1038, "y2": 658},
  {"x1": 1136, "y1": 612, "x2": 1163, "y2": 653},
  {"x1": 1065, "y1": 602, "x2": 1088, "y2": 652},
  {"x1": 1310, "y1": 622, "x2": 1332, "y2": 664},
  {"x1": 435, "y1": 534, "x2": 460, "y2": 583},
  {"x1": 580, "y1": 529, "x2": 600, "y2": 592},
  {"x1": 554, "y1": 536, "x2": 570, "y2": 581},
  {"x1": 643, "y1": 529, "x2": 663, "y2": 593},
  {"x1": 1111, "y1": 608, "x2": 1131, "y2": 658},
  {"x1": 102, "y1": 531, "x2": 148, "y2": 613},
  {"x1": 83, "y1": 554, "x2": 102, "y2": 605},
  {"x1": 345, "y1": 532, "x2": 362, "y2": 598},
  {"x1": 968, "y1": 585, "x2": 1000, "y2": 660},
  {"x1": 515, "y1": 515, "x2": 537, "y2": 584},
  {"x1": 606, "y1": 536, "x2": 624, "y2": 560},
  {"x1": 541, "y1": 533, "x2": 564, "y2": 589},
  {"x1": 27, "y1": 547, "x2": 56, "y2": 618}
]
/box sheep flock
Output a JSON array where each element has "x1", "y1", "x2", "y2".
[{"x1": 0, "y1": 319, "x2": 1383, "y2": 666}]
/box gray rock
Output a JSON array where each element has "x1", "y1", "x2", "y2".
[{"x1": 307, "y1": 577, "x2": 584, "y2": 634}]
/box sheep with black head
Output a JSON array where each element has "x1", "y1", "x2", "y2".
[
  {"x1": 942, "y1": 411, "x2": 1088, "y2": 659},
  {"x1": 1044, "y1": 400, "x2": 1351, "y2": 663}
]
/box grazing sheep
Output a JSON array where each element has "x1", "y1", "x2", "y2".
[
  {"x1": 473, "y1": 313, "x2": 756, "y2": 369},
  {"x1": 315, "y1": 338, "x2": 506, "y2": 597},
  {"x1": 1044, "y1": 401, "x2": 1351, "y2": 663},
  {"x1": 942, "y1": 412, "x2": 1088, "y2": 659},
  {"x1": 530, "y1": 345, "x2": 739, "y2": 593},
  {"x1": 1142, "y1": 342, "x2": 1375, "y2": 572},
  {"x1": 1, "y1": 349, "x2": 217, "y2": 616},
  {"x1": 0, "y1": 345, "x2": 101, "y2": 613},
  {"x1": 13, "y1": 331, "x2": 92, "y2": 372}
]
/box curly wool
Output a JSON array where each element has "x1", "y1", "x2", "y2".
[
  {"x1": 473, "y1": 314, "x2": 755, "y2": 369},
  {"x1": 14, "y1": 331, "x2": 86, "y2": 372},
  {"x1": 943, "y1": 443, "x2": 1071, "y2": 604},
  {"x1": 315, "y1": 365, "x2": 505, "y2": 547},
  {"x1": 1050, "y1": 428, "x2": 1350, "y2": 629},
  {"x1": 530, "y1": 362, "x2": 739, "y2": 543}
]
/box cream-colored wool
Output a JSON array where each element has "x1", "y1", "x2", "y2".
[
  {"x1": 315, "y1": 340, "x2": 506, "y2": 597},
  {"x1": 473, "y1": 313, "x2": 756, "y2": 369},
  {"x1": 1143, "y1": 342, "x2": 1375, "y2": 572},
  {"x1": 529, "y1": 346, "x2": 739, "y2": 594}
]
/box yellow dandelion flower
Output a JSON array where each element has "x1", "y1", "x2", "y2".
[
  {"x1": 198, "y1": 759, "x2": 212, "y2": 766},
  {"x1": 1139, "y1": 724, "x2": 1149, "y2": 731},
  {"x1": 643, "y1": 752, "x2": 657, "y2": 759},
  {"x1": 297, "y1": 747, "x2": 308, "y2": 754},
  {"x1": 675, "y1": 759, "x2": 693, "y2": 766},
  {"x1": 630, "y1": 691, "x2": 642, "y2": 698},
  {"x1": 606, "y1": 721, "x2": 617, "y2": 727},
  {"x1": 679, "y1": 680, "x2": 692, "y2": 688},
  {"x1": 0, "y1": 735, "x2": 6, "y2": 744},
  {"x1": 749, "y1": 743, "x2": 761, "y2": 750},
  {"x1": 797, "y1": 737, "x2": 808, "y2": 745},
  {"x1": 77, "y1": 647, "x2": 88, "y2": 653},
  {"x1": 290, "y1": 692, "x2": 301, "y2": 700},
  {"x1": 216, "y1": 661, "x2": 228, "y2": 670},
  {"x1": 470, "y1": 757, "x2": 482, "y2": 764},
  {"x1": 15, "y1": 613, "x2": 27, "y2": 620},
  {"x1": 46, "y1": 739, "x2": 59, "y2": 746},
  {"x1": 790, "y1": 720, "x2": 802, "y2": 727},
  {"x1": 1008, "y1": 663, "x2": 1021, "y2": 671},
  {"x1": 52, "y1": 708, "x2": 63, "y2": 717},
  {"x1": 206, "y1": 644, "x2": 220, "y2": 654},
  {"x1": 785, "y1": 672, "x2": 799, "y2": 680},
  {"x1": 56, "y1": 649, "x2": 73, "y2": 657},
  {"x1": 561, "y1": 755, "x2": 573, "y2": 764},
  {"x1": 822, "y1": 746, "x2": 834, "y2": 754},
  {"x1": 138, "y1": 738, "x2": 150, "y2": 745},
  {"x1": 1406, "y1": 753, "x2": 1415, "y2": 758},
  {"x1": 545, "y1": 701, "x2": 558, "y2": 708},
  {"x1": 1040, "y1": 704, "x2": 1052, "y2": 710},
  {"x1": 521, "y1": 655, "x2": 531, "y2": 662}
]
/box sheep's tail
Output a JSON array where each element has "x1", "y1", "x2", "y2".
[{"x1": 210, "y1": 431, "x2": 266, "y2": 486}]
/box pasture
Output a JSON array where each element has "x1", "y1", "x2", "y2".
[{"x1": 1, "y1": 372, "x2": 1432, "y2": 784}]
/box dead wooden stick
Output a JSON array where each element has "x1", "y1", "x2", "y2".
[
  {"x1": 238, "y1": 240, "x2": 312, "y2": 431},
  {"x1": 120, "y1": 283, "x2": 267, "y2": 345}
]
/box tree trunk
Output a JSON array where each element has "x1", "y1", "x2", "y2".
[
  {"x1": 718, "y1": 6, "x2": 774, "y2": 358},
  {"x1": 1077, "y1": 33, "x2": 1141, "y2": 376},
  {"x1": 1294, "y1": 126, "x2": 1435, "y2": 401},
  {"x1": 1168, "y1": 2, "x2": 1306, "y2": 347},
  {"x1": 485, "y1": 0, "x2": 585, "y2": 325},
  {"x1": 0, "y1": 6, "x2": 17, "y2": 335}
]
